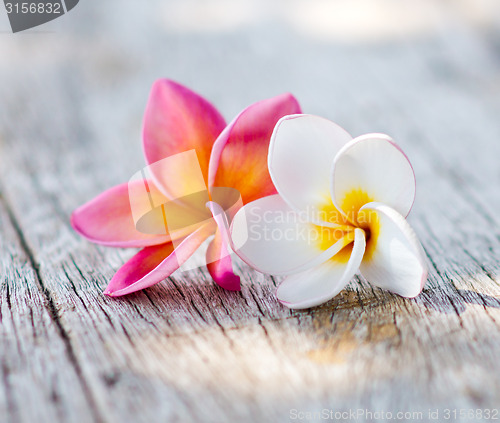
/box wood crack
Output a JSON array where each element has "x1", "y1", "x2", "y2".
[
  {"x1": 131, "y1": 303, "x2": 160, "y2": 331},
  {"x1": 0, "y1": 192, "x2": 106, "y2": 423},
  {"x1": 248, "y1": 289, "x2": 266, "y2": 317}
]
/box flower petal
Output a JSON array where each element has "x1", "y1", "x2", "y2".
[
  {"x1": 231, "y1": 194, "x2": 355, "y2": 276},
  {"x1": 209, "y1": 93, "x2": 301, "y2": 204},
  {"x1": 268, "y1": 115, "x2": 353, "y2": 226},
  {"x1": 209, "y1": 186, "x2": 244, "y2": 222},
  {"x1": 128, "y1": 171, "x2": 210, "y2": 237},
  {"x1": 143, "y1": 79, "x2": 226, "y2": 198},
  {"x1": 332, "y1": 134, "x2": 416, "y2": 220},
  {"x1": 358, "y1": 202, "x2": 427, "y2": 298},
  {"x1": 205, "y1": 201, "x2": 240, "y2": 291},
  {"x1": 104, "y1": 222, "x2": 215, "y2": 297},
  {"x1": 276, "y1": 228, "x2": 366, "y2": 309},
  {"x1": 71, "y1": 182, "x2": 170, "y2": 248},
  {"x1": 142, "y1": 150, "x2": 210, "y2": 207},
  {"x1": 206, "y1": 231, "x2": 241, "y2": 291}
]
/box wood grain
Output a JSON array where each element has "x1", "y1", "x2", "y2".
[{"x1": 0, "y1": 1, "x2": 499, "y2": 422}]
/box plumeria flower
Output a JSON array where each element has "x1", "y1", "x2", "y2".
[
  {"x1": 71, "y1": 79, "x2": 301, "y2": 296},
  {"x1": 231, "y1": 115, "x2": 427, "y2": 309}
]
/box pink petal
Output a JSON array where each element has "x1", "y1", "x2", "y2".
[
  {"x1": 104, "y1": 222, "x2": 215, "y2": 297},
  {"x1": 358, "y1": 202, "x2": 427, "y2": 298},
  {"x1": 142, "y1": 79, "x2": 226, "y2": 197},
  {"x1": 129, "y1": 165, "x2": 213, "y2": 236},
  {"x1": 206, "y1": 201, "x2": 240, "y2": 291},
  {"x1": 141, "y1": 150, "x2": 210, "y2": 209},
  {"x1": 206, "y1": 232, "x2": 241, "y2": 291},
  {"x1": 71, "y1": 182, "x2": 170, "y2": 248},
  {"x1": 208, "y1": 93, "x2": 301, "y2": 205},
  {"x1": 276, "y1": 228, "x2": 366, "y2": 309},
  {"x1": 209, "y1": 186, "x2": 244, "y2": 222}
]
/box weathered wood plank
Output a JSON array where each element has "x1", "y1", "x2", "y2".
[
  {"x1": 0, "y1": 2, "x2": 500, "y2": 422},
  {"x1": 0, "y1": 192, "x2": 99, "y2": 423}
]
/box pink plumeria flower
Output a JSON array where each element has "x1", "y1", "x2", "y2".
[
  {"x1": 71, "y1": 79, "x2": 301, "y2": 296},
  {"x1": 231, "y1": 115, "x2": 428, "y2": 309}
]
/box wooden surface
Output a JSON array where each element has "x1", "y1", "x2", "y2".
[{"x1": 1, "y1": 1, "x2": 500, "y2": 422}]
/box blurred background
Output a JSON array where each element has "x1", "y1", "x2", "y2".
[
  {"x1": 2, "y1": 0, "x2": 500, "y2": 187},
  {"x1": 1, "y1": 0, "x2": 499, "y2": 162}
]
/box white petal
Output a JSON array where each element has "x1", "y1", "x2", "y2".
[
  {"x1": 332, "y1": 134, "x2": 416, "y2": 220},
  {"x1": 358, "y1": 202, "x2": 427, "y2": 298},
  {"x1": 230, "y1": 194, "x2": 355, "y2": 275},
  {"x1": 276, "y1": 228, "x2": 366, "y2": 309},
  {"x1": 269, "y1": 115, "x2": 352, "y2": 226}
]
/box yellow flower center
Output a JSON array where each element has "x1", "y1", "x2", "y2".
[
  {"x1": 313, "y1": 189, "x2": 379, "y2": 262},
  {"x1": 340, "y1": 189, "x2": 373, "y2": 226},
  {"x1": 356, "y1": 207, "x2": 380, "y2": 261}
]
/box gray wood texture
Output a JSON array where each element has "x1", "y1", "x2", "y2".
[{"x1": 1, "y1": 1, "x2": 500, "y2": 422}]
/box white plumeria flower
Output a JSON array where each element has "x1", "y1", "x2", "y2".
[{"x1": 231, "y1": 114, "x2": 428, "y2": 309}]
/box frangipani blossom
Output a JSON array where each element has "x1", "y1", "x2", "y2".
[
  {"x1": 231, "y1": 115, "x2": 427, "y2": 309},
  {"x1": 71, "y1": 79, "x2": 301, "y2": 296}
]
